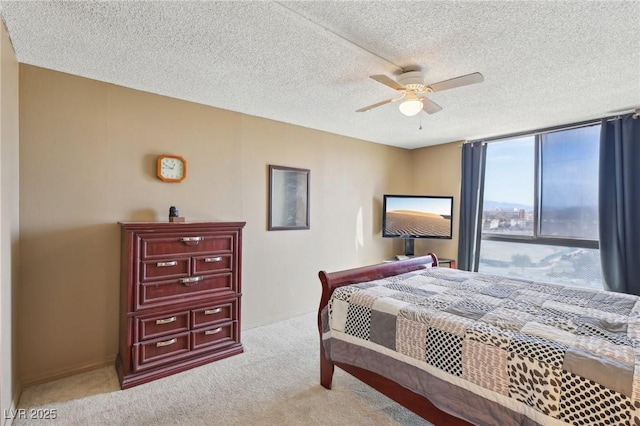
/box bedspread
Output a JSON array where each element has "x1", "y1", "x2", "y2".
[{"x1": 322, "y1": 267, "x2": 640, "y2": 425}]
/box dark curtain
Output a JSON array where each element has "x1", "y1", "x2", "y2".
[
  {"x1": 457, "y1": 141, "x2": 486, "y2": 271},
  {"x1": 599, "y1": 114, "x2": 640, "y2": 295}
]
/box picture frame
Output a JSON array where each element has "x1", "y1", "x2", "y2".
[{"x1": 268, "y1": 165, "x2": 310, "y2": 230}]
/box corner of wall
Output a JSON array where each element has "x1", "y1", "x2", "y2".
[
  {"x1": 1, "y1": 16, "x2": 20, "y2": 426},
  {"x1": 409, "y1": 140, "x2": 464, "y2": 261}
]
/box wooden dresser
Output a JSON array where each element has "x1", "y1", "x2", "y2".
[{"x1": 116, "y1": 221, "x2": 245, "y2": 389}]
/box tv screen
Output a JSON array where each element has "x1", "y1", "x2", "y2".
[{"x1": 382, "y1": 194, "x2": 453, "y2": 239}]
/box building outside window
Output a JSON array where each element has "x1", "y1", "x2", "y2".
[{"x1": 478, "y1": 124, "x2": 603, "y2": 290}]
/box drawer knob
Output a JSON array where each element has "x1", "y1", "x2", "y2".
[
  {"x1": 180, "y1": 236, "x2": 203, "y2": 244},
  {"x1": 180, "y1": 276, "x2": 202, "y2": 286},
  {"x1": 156, "y1": 261, "x2": 178, "y2": 267},
  {"x1": 205, "y1": 327, "x2": 223, "y2": 336},
  {"x1": 204, "y1": 256, "x2": 222, "y2": 263},
  {"x1": 156, "y1": 338, "x2": 177, "y2": 347},
  {"x1": 204, "y1": 308, "x2": 222, "y2": 315},
  {"x1": 155, "y1": 316, "x2": 177, "y2": 325}
]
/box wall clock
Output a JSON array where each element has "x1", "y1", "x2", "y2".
[{"x1": 156, "y1": 154, "x2": 187, "y2": 183}]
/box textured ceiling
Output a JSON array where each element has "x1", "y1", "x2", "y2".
[{"x1": 1, "y1": 1, "x2": 639, "y2": 149}]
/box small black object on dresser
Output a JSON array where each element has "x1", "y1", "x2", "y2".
[{"x1": 116, "y1": 221, "x2": 245, "y2": 389}]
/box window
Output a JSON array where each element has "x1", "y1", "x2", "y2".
[{"x1": 478, "y1": 124, "x2": 603, "y2": 290}]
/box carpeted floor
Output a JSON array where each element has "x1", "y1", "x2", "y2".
[{"x1": 14, "y1": 312, "x2": 431, "y2": 425}]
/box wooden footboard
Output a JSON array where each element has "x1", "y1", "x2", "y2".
[
  {"x1": 318, "y1": 253, "x2": 472, "y2": 425},
  {"x1": 317, "y1": 254, "x2": 439, "y2": 388}
]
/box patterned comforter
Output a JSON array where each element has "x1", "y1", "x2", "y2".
[{"x1": 321, "y1": 267, "x2": 640, "y2": 425}]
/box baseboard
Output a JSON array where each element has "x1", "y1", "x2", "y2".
[
  {"x1": 20, "y1": 356, "x2": 115, "y2": 389},
  {"x1": 20, "y1": 311, "x2": 315, "y2": 387}
]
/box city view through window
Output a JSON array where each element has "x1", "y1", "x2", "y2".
[{"x1": 477, "y1": 126, "x2": 604, "y2": 290}]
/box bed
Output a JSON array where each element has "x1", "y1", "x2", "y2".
[{"x1": 318, "y1": 254, "x2": 640, "y2": 425}]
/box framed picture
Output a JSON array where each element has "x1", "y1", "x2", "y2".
[{"x1": 268, "y1": 165, "x2": 310, "y2": 230}]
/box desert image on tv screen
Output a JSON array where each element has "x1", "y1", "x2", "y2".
[{"x1": 384, "y1": 197, "x2": 452, "y2": 237}]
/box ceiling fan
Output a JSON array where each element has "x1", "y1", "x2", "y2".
[{"x1": 356, "y1": 69, "x2": 484, "y2": 116}]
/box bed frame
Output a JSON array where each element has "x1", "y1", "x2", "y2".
[{"x1": 317, "y1": 253, "x2": 472, "y2": 425}]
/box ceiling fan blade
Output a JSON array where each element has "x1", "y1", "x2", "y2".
[
  {"x1": 356, "y1": 98, "x2": 396, "y2": 112},
  {"x1": 369, "y1": 75, "x2": 405, "y2": 91},
  {"x1": 421, "y1": 97, "x2": 442, "y2": 114},
  {"x1": 427, "y1": 72, "x2": 484, "y2": 93}
]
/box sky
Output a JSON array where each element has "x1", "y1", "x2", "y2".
[
  {"x1": 483, "y1": 136, "x2": 535, "y2": 207},
  {"x1": 483, "y1": 124, "x2": 600, "y2": 209}
]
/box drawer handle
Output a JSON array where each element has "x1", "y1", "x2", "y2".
[
  {"x1": 204, "y1": 256, "x2": 222, "y2": 263},
  {"x1": 180, "y1": 236, "x2": 203, "y2": 243},
  {"x1": 155, "y1": 316, "x2": 177, "y2": 325},
  {"x1": 205, "y1": 327, "x2": 223, "y2": 336},
  {"x1": 180, "y1": 276, "x2": 202, "y2": 286},
  {"x1": 204, "y1": 308, "x2": 222, "y2": 315},
  {"x1": 156, "y1": 338, "x2": 177, "y2": 347},
  {"x1": 156, "y1": 261, "x2": 177, "y2": 267}
]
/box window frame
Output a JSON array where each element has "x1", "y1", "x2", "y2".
[{"x1": 476, "y1": 120, "x2": 601, "y2": 268}]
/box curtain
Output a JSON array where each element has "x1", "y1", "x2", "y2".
[
  {"x1": 457, "y1": 141, "x2": 486, "y2": 271},
  {"x1": 599, "y1": 114, "x2": 640, "y2": 295}
]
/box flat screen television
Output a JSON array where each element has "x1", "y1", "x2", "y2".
[{"x1": 382, "y1": 194, "x2": 453, "y2": 257}]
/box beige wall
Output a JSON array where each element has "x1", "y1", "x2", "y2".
[
  {"x1": 18, "y1": 65, "x2": 414, "y2": 385},
  {"x1": 411, "y1": 141, "x2": 462, "y2": 261},
  {"x1": 1, "y1": 20, "x2": 20, "y2": 423}
]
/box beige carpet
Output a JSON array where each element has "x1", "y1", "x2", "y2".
[{"x1": 14, "y1": 312, "x2": 431, "y2": 425}]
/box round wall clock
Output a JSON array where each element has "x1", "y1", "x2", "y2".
[{"x1": 156, "y1": 154, "x2": 187, "y2": 182}]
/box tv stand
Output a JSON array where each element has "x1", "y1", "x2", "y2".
[{"x1": 403, "y1": 238, "x2": 414, "y2": 256}]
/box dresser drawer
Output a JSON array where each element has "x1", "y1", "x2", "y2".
[
  {"x1": 134, "y1": 332, "x2": 190, "y2": 371},
  {"x1": 137, "y1": 311, "x2": 190, "y2": 341},
  {"x1": 192, "y1": 299, "x2": 237, "y2": 329},
  {"x1": 192, "y1": 254, "x2": 232, "y2": 275},
  {"x1": 138, "y1": 273, "x2": 236, "y2": 309},
  {"x1": 141, "y1": 258, "x2": 190, "y2": 282},
  {"x1": 191, "y1": 322, "x2": 237, "y2": 351},
  {"x1": 140, "y1": 233, "x2": 234, "y2": 259}
]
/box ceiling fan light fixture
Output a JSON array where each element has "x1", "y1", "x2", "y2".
[{"x1": 399, "y1": 99, "x2": 423, "y2": 116}]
